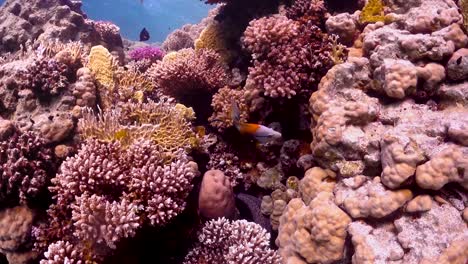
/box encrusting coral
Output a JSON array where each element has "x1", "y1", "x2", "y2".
[{"x1": 184, "y1": 217, "x2": 281, "y2": 264}]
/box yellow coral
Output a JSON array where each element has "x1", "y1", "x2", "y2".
[
  {"x1": 114, "y1": 68, "x2": 155, "y2": 103},
  {"x1": 360, "y1": 0, "x2": 386, "y2": 23},
  {"x1": 195, "y1": 23, "x2": 233, "y2": 63},
  {"x1": 120, "y1": 100, "x2": 196, "y2": 153},
  {"x1": 87, "y1": 45, "x2": 116, "y2": 87},
  {"x1": 79, "y1": 100, "x2": 195, "y2": 154}
]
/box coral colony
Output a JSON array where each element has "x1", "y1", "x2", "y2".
[{"x1": 0, "y1": 0, "x2": 467, "y2": 263}]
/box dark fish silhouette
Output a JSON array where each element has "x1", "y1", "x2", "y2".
[{"x1": 139, "y1": 28, "x2": 150, "y2": 41}]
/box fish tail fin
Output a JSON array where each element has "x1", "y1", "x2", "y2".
[{"x1": 230, "y1": 99, "x2": 241, "y2": 129}]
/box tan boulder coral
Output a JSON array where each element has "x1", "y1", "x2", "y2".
[
  {"x1": 276, "y1": 193, "x2": 351, "y2": 264},
  {"x1": 71, "y1": 67, "x2": 97, "y2": 108},
  {"x1": 380, "y1": 135, "x2": 426, "y2": 189},
  {"x1": 373, "y1": 59, "x2": 418, "y2": 99},
  {"x1": 299, "y1": 167, "x2": 336, "y2": 204},
  {"x1": 405, "y1": 194, "x2": 432, "y2": 213},
  {"x1": 348, "y1": 221, "x2": 404, "y2": 264},
  {"x1": 335, "y1": 176, "x2": 413, "y2": 218},
  {"x1": 416, "y1": 145, "x2": 468, "y2": 190},
  {"x1": 198, "y1": 170, "x2": 236, "y2": 219},
  {"x1": 395, "y1": 202, "x2": 468, "y2": 263}
]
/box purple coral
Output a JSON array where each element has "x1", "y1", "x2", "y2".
[
  {"x1": 129, "y1": 46, "x2": 164, "y2": 63},
  {"x1": 24, "y1": 58, "x2": 70, "y2": 96},
  {"x1": 36, "y1": 138, "x2": 197, "y2": 262},
  {"x1": 184, "y1": 217, "x2": 281, "y2": 264},
  {"x1": 242, "y1": 14, "x2": 335, "y2": 98},
  {"x1": 0, "y1": 130, "x2": 56, "y2": 205}
]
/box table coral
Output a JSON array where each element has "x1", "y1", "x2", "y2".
[
  {"x1": 276, "y1": 192, "x2": 351, "y2": 264},
  {"x1": 184, "y1": 217, "x2": 281, "y2": 264}
]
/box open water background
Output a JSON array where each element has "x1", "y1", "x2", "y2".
[{"x1": 0, "y1": 0, "x2": 212, "y2": 42}]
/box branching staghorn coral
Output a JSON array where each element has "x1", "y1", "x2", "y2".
[
  {"x1": 148, "y1": 48, "x2": 228, "y2": 100},
  {"x1": 184, "y1": 217, "x2": 281, "y2": 264},
  {"x1": 0, "y1": 130, "x2": 56, "y2": 206},
  {"x1": 79, "y1": 99, "x2": 196, "y2": 153},
  {"x1": 35, "y1": 138, "x2": 198, "y2": 262}
]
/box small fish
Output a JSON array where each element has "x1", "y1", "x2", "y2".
[
  {"x1": 139, "y1": 27, "x2": 150, "y2": 41},
  {"x1": 230, "y1": 100, "x2": 282, "y2": 144}
]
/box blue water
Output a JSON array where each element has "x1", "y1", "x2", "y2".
[{"x1": 0, "y1": 0, "x2": 212, "y2": 42}]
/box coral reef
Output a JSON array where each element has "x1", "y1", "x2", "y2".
[
  {"x1": 36, "y1": 138, "x2": 198, "y2": 262},
  {"x1": 0, "y1": 0, "x2": 467, "y2": 263}
]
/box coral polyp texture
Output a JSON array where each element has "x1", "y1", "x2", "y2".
[{"x1": 184, "y1": 217, "x2": 281, "y2": 264}]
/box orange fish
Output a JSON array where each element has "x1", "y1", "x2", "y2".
[{"x1": 230, "y1": 100, "x2": 282, "y2": 144}]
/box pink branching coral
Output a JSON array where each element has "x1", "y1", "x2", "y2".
[
  {"x1": 184, "y1": 217, "x2": 281, "y2": 264},
  {"x1": 148, "y1": 48, "x2": 228, "y2": 99},
  {"x1": 242, "y1": 15, "x2": 335, "y2": 98},
  {"x1": 0, "y1": 130, "x2": 56, "y2": 206},
  {"x1": 35, "y1": 138, "x2": 198, "y2": 262},
  {"x1": 23, "y1": 57, "x2": 70, "y2": 96},
  {"x1": 129, "y1": 46, "x2": 164, "y2": 63}
]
